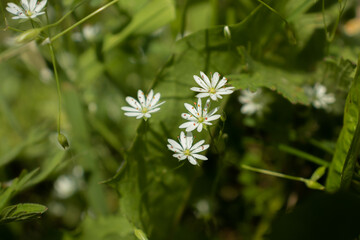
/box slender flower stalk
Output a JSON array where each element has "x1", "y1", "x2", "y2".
[
  {"x1": 121, "y1": 89, "x2": 165, "y2": 120},
  {"x1": 167, "y1": 131, "x2": 209, "y2": 166},
  {"x1": 191, "y1": 72, "x2": 234, "y2": 101},
  {"x1": 179, "y1": 98, "x2": 221, "y2": 132}
]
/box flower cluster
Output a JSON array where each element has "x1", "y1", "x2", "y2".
[
  {"x1": 122, "y1": 72, "x2": 234, "y2": 166},
  {"x1": 167, "y1": 72, "x2": 234, "y2": 165}
]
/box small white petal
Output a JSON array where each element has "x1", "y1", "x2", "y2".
[
  {"x1": 206, "y1": 114, "x2": 221, "y2": 121},
  {"x1": 186, "y1": 131, "x2": 193, "y2": 149},
  {"x1": 191, "y1": 87, "x2": 208, "y2": 93},
  {"x1": 34, "y1": 0, "x2": 47, "y2": 12},
  {"x1": 192, "y1": 154, "x2": 208, "y2": 161},
  {"x1": 184, "y1": 103, "x2": 198, "y2": 116},
  {"x1": 147, "y1": 108, "x2": 160, "y2": 114},
  {"x1": 146, "y1": 89, "x2": 154, "y2": 106},
  {"x1": 211, "y1": 72, "x2": 220, "y2": 87},
  {"x1": 179, "y1": 131, "x2": 187, "y2": 149},
  {"x1": 168, "y1": 139, "x2": 183, "y2": 151},
  {"x1": 197, "y1": 123, "x2": 203, "y2": 132},
  {"x1": 124, "y1": 112, "x2": 142, "y2": 117},
  {"x1": 173, "y1": 153, "x2": 187, "y2": 160},
  {"x1": 210, "y1": 94, "x2": 218, "y2": 101},
  {"x1": 150, "y1": 92, "x2": 161, "y2": 107},
  {"x1": 186, "y1": 123, "x2": 198, "y2": 132},
  {"x1": 126, "y1": 96, "x2": 142, "y2": 109},
  {"x1": 190, "y1": 140, "x2": 205, "y2": 151},
  {"x1": 136, "y1": 114, "x2": 144, "y2": 119},
  {"x1": 179, "y1": 122, "x2": 195, "y2": 129},
  {"x1": 137, "y1": 90, "x2": 146, "y2": 107},
  {"x1": 29, "y1": 0, "x2": 37, "y2": 11},
  {"x1": 200, "y1": 71, "x2": 212, "y2": 88},
  {"x1": 196, "y1": 93, "x2": 211, "y2": 98},
  {"x1": 121, "y1": 106, "x2": 139, "y2": 112},
  {"x1": 21, "y1": 0, "x2": 29, "y2": 10},
  {"x1": 192, "y1": 144, "x2": 209, "y2": 154},
  {"x1": 216, "y1": 77, "x2": 228, "y2": 89},
  {"x1": 193, "y1": 75, "x2": 209, "y2": 90},
  {"x1": 187, "y1": 156, "x2": 198, "y2": 165}
]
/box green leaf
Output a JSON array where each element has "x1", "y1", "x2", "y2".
[
  {"x1": 0, "y1": 203, "x2": 47, "y2": 224},
  {"x1": 326, "y1": 57, "x2": 360, "y2": 191},
  {"x1": 310, "y1": 166, "x2": 327, "y2": 182},
  {"x1": 103, "y1": 0, "x2": 175, "y2": 51},
  {"x1": 229, "y1": 47, "x2": 310, "y2": 104},
  {"x1": 0, "y1": 169, "x2": 39, "y2": 209}
]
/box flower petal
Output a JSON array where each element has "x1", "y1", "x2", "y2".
[
  {"x1": 147, "y1": 107, "x2": 160, "y2": 114},
  {"x1": 167, "y1": 139, "x2": 183, "y2": 151},
  {"x1": 126, "y1": 96, "x2": 142, "y2": 109},
  {"x1": 192, "y1": 144, "x2": 209, "y2": 154},
  {"x1": 203, "y1": 98, "x2": 211, "y2": 115},
  {"x1": 179, "y1": 131, "x2": 187, "y2": 149},
  {"x1": 21, "y1": 0, "x2": 29, "y2": 10},
  {"x1": 124, "y1": 112, "x2": 142, "y2": 117},
  {"x1": 146, "y1": 89, "x2": 154, "y2": 106},
  {"x1": 34, "y1": 0, "x2": 47, "y2": 12},
  {"x1": 136, "y1": 113, "x2": 144, "y2": 119},
  {"x1": 181, "y1": 113, "x2": 196, "y2": 121},
  {"x1": 186, "y1": 123, "x2": 198, "y2": 132},
  {"x1": 196, "y1": 123, "x2": 203, "y2": 132},
  {"x1": 206, "y1": 114, "x2": 221, "y2": 122},
  {"x1": 187, "y1": 156, "x2": 198, "y2": 165},
  {"x1": 190, "y1": 87, "x2": 208, "y2": 93},
  {"x1": 196, "y1": 93, "x2": 210, "y2": 99},
  {"x1": 149, "y1": 92, "x2": 161, "y2": 107},
  {"x1": 179, "y1": 121, "x2": 195, "y2": 129},
  {"x1": 29, "y1": 0, "x2": 36, "y2": 11},
  {"x1": 192, "y1": 153, "x2": 208, "y2": 161},
  {"x1": 137, "y1": 90, "x2": 146, "y2": 107},
  {"x1": 200, "y1": 71, "x2": 212, "y2": 88},
  {"x1": 121, "y1": 106, "x2": 139, "y2": 112},
  {"x1": 184, "y1": 103, "x2": 198, "y2": 117},
  {"x1": 215, "y1": 77, "x2": 228, "y2": 89},
  {"x1": 173, "y1": 153, "x2": 187, "y2": 160},
  {"x1": 186, "y1": 131, "x2": 193, "y2": 149},
  {"x1": 190, "y1": 140, "x2": 205, "y2": 151},
  {"x1": 193, "y1": 75, "x2": 209, "y2": 90},
  {"x1": 6, "y1": 3, "x2": 24, "y2": 15},
  {"x1": 211, "y1": 72, "x2": 220, "y2": 87},
  {"x1": 196, "y1": 98, "x2": 202, "y2": 115}
]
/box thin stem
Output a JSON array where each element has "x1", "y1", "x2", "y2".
[
  {"x1": 241, "y1": 164, "x2": 308, "y2": 183},
  {"x1": 48, "y1": 42, "x2": 61, "y2": 135},
  {"x1": 47, "y1": 0, "x2": 119, "y2": 43},
  {"x1": 322, "y1": 0, "x2": 347, "y2": 42}
]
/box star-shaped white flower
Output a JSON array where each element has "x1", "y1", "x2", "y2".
[
  {"x1": 179, "y1": 98, "x2": 221, "y2": 132},
  {"x1": 167, "y1": 131, "x2": 209, "y2": 165},
  {"x1": 238, "y1": 89, "x2": 265, "y2": 115},
  {"x1": 6, "y1": 0, "x2": 47, "y2": 20},
  {"x1": 191, "y1": 72, "x2": 235, "y2": 101},
  {"x1": 121, "y1": 89, "x2": 165, "y2": 120},
  {"x1": 305, "y1": 83, "x2": 335, "y2": 109}
]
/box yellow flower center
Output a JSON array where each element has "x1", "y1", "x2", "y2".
[
  {"x1": 25, "y1": 10, "x2": 33, "y2": 16},
  {"x1": 141, "y1": 107, "x2": 148, "y2": 113},
  {"x1": 198, "y1": 117, "x2": 204, "y2": 123},
  {"x1": 184, "y1": 149, "x2": 191, "y2": 156},
  {"x1": 209, "y1": 88, "x2": 216, "y2": 94}
]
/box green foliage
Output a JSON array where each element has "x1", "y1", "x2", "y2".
[
  {"x1": 326, "y1": 57, "x2": 360, "y2": 191},
  {"x1": 0, "y1": 203, "x2": 47, "y2": 224}
]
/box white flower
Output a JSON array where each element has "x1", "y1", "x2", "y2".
[
  {"x1": 238, "y1": 89, "x2": 266, "y2": 115},
  {"x1": 6, "y1": 0, "x2": 47, "y2": 20},
  {"x1": 54, "y1": 175, "x2": 77, "y2": 199},
  {"x1": 179, "y1": 98, "x2": 221, "y2": 132},
  {"x1": 167, "y1": 131, "x2": 209, "y2": 165},
  {"x1": 305, "y1": 83, "x2": 335, "y2": 109},
  {"x1": 191, "y1": 72, "x2": 235, "y2": 101},
  {"x1": 121, "y1": 89, "x2": 165, "y2": 120}
]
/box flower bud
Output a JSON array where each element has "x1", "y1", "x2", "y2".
[
  {"x1": 16, "y1": 28, "x2": 42, "y2": 44},
  {"x1": 58, "y1": 134, "x2": 69, "y2": 149},
  {"x1": 305, "y1": 180, "x2": 325, "y2": 190},
  {"x1": 134, "y1": 228, "x2": 148, "y2": 240},
  {"x1": 224, "y1": 25, "x2": 231, "y2": 40}
]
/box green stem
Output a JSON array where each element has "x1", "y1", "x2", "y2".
[
  {"x1": 241, "y1": 164, "x2": 308, "y2": 183},
  {"x1": 278, "y1": 144, "x2": 330, "y2": 167},
  {"x1": 48, "y1": 42, "x2": 61, "y2": 135},
  {"x1": 322, "y1": 0, "x2": 347, "y2": 42},
  {"x1": 46, "y1": 0, "x2": 120, "y2": 43}
]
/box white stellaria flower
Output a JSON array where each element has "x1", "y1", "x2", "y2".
[
  {"x1": 121, "y1": 89, "x2": 165, "y2": 120},
  {"x1": 179, "y1": 98, "x2": 221, "y2": 132},
  {"x1": 238, "y1": 89, "x2": 266, "y2": 115},
  {"x1": 305, "y1": 83, "x2": 335, "y2": 109},
  {"x1": 167, "y1": 131, "x2": 209, "y2": 166},
  {"x1": 191, "y1": 72, "x2": 235, "y2": 101},
  {"x1": 6, "y1": 0, "x2": 47, "y2": 20}
]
